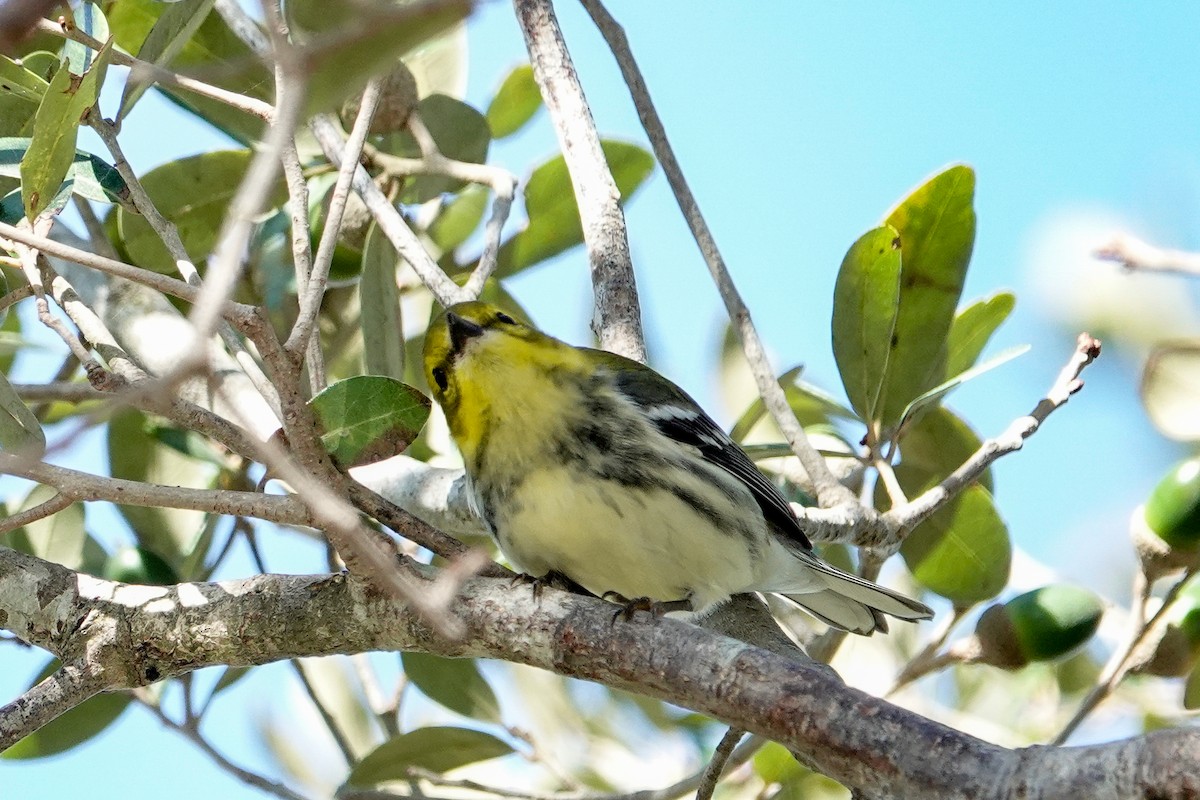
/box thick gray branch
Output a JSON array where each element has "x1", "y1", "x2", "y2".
[
  {"x1": 513, "y1": 0, "x2": 644, "y2": 362},
  {"x1": 0, "y1": 548, "x2": 1195, "y2": 799}
]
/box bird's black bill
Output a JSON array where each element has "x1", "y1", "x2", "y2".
[{"x1": 447, "y1": 312, "x2": 486, "y2": 354}]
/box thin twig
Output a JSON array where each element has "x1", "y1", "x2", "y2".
[
  {"x1": 695, "y1": 727, "x2": 745, "y2": 800},
  {"x1": 514, "y1": 0, "x2": 644, "y2": 362},
  {"x1": 278, "y1": 137, "x2": 327, "y2": 394},
  {"x1": 71, "y1": 196, "x2": 121, "y2": 261},
  {"x1": 209, "y1": 323, "x2": 475, "y2": 636},
  {"x1": 0, "y1": 284, "x2": 34, "y2": 315},
  {"x1": 887, "y1": 606, "x2": 972, "y2": 696},
  {"x1": 351, "y1": 653, "x2": 400, "y2": 738},
  {"x1": 0, "y1": 491, "x2": 72, "y2": 535},
  {"x1": 888, "y1": 333, "x2": 1102, "y2": 537},
  {"x1": 0, "y1": 455, "x2": 316, "y2": 528},
  {"x1": 15, "y1": 226, "x2": 97, "y2": 368},
  {"x1": 1094, "y1": 232, "x2": 1200, "y2": 278},
  {"x1": 88, "y1": 118, "x2": 205, "y2": 287},
  {"x1": 363, "y1": 134, "x2": 517, "y2": 297},
  {"x1": 180, "y1": 62, "x2": 306, "y2": 381},
  {"x1": 0, "y1": 662, "x2": 108, "y2": 751},
  {"x1": 406, "y1": 735, "x2": 766, "y2": 800},
  {"x1": 133, "y1": 693, "x2": 313, "y2": 800},
  {"x1": 37, "y1": 17, "x2": 275, "y2": 120},
  {"x1": 39, "y1": 255, "x2": 142, "y2": 382},
  {"x1": 578, "y1": 0, "x2": 847, "y2": 501},
  {"x1": 215, "y1": 0, "x2": 468, "y2": 310},
  {"x1": 309, "y1": 115, "x2": 466, "y2": 307},
  {"x1": 0, "y1": 221, "x2": 241, "y2": 319},
  {"x1": 285, "y1": 77, "x2": 383, "y2": 358},
  {"x1": 290, "y1": 660, "x2": 357, "y2": 764},
  {"x1": 1052, "y1": 566, "x2": 1198, "y2": 745},
  {"x1": 243, "y1": 530, "x2": 359, "y2": 764}
]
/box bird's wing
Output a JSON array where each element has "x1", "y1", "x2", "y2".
[{"x1": 591, "y1": 349, "x2": 813, "y2": 551}]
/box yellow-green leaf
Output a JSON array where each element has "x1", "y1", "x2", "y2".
[
  {"x1": 486, "y1": 63, "x2": 540, "y2": 138},
  {"x1": 495, "y1": 140, "x2": 654, "y2": 276},
  {"x1": 900, "y1": 483, "x2": 1010, "y2": 606},
  {"x1": 346, "y1": 726, "x2": 513, "y2": 786},
  {"x1": 310, "y1": 376, "x2": 431, "y2": 467},
  {"x1": 20, "y1": 39, "x2": 113, "y2": 219},
  {"x1": 831, "y1": 225, "x2": 902, "y2": 426},
  {"x1": 876, "y1": 165, "x2": 976, "y2": 430},
  {"x1": 401, "y1": 652, "x2": 501, "y2": 723}
]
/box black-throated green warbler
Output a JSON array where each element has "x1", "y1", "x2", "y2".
[{"x1": 423, "y1": 302, "x2": 932, "y2": 634}]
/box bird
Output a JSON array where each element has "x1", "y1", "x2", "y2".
[{"x1": 422, "y1": 301, "x2": 933, "y2": 634}]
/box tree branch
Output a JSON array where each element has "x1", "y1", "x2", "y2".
[
  {"x1": 2, "y1": 547, "x2": 1196, "y2": 798},
  {"x1": 0, "y1": 456, "x2": 316, "y2": 528},
  {"x1": 514, "y1": 0, "x2": 644, "y2": 362},
  {"x1": 578, "y1": 0, "x2": 852, "y2": 506},
  {"x1": 0, "y1": 221, "x2": 258, "y2": 329},
  {"x1": 884, "y1": 333, "x2": 1102, "y2": 537},
  {"x1": 309, "y1": 114, "x2": 467, "y2": 308},
  {"x1": 0, "y1": 660, "x2": 107, "y2": 751},
  {"x1": 1094, "y1": 232, "x2": 1200, "y2": 278},
  {"x1": 37, "y1": 18, "x2": 275, "y2": 120}
]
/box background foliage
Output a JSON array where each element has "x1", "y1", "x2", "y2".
[{"x1": 1, "y1": 2, "x2": 1200, "y2": 799}]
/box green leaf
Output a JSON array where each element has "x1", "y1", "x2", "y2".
[
  {"x1": 116, "y1": 149, "x2": 286, "y2": 274},
  {"x1": 496, "y1": 140, "x2": 655, "y2": 276},
  {"x1": 300, "y1": 3, "x2": 472, "y2": 118},
  {"x1": 7, "y1": 484, "x2": 101, "y2": 573},
  {"x1": 107, "y1": 409, "x2": 218, "y2": 569},
  {"x1": 0, "y1": 301, "x2": 24, "y2": 374},
  {"x1": 0, "y1": 187, "x2": 21, "y2": 224},
  {"x1": 62, "y1": 2, "x2": 109, "y2": 75},
  {"x1": 210, "y1": 665, "x2": 252, "y2": 696},
  {"x1": 347, "y1": 726, "x2": 513, "y2": 786},
  {"x1": 360, "y1": 223, "x2": 405, "y2": 380},
  {"x1": 0, "y1": 55, "x2": 52, "y2": 105},
  {"x1": 0, "y1": 367, "x2": 44, "y2": 456},
  {"x1": 103, "y1": 545, "x2": 178, "y2": 585},
  {"x1": 831, "y1": 225, "x2": 902, "y2": 426},
  {"x1": 118, "y1": 0, "x2": 216, "y2": 122},
  {"x1": 1141, "y1": 341, "x2": 1200, "y2": 442},
  {"x1": 893, "y1": 406, "x2": 993, "y2": 493},
  {"x1": 895, "y1": 344, "x2": 1029, "y2": 435},
  {"x1": 0, "y1": 137, "x2": 129, "y2": 207},
  {"x1": 876, "y1": 165, "x2": 977, "y2": 430},
  {"x1": 728, "y1": 366, "x2": 856, "y2": 443},
  {"x1": 945, "y1": 291, "x2": 1016, "y2": 380},
  {"x1": 2, "y1": 659, "x2": 130, "y2": 760},
  {"x1": 900, "y1": 483, "x2": 1010, "y2": 606},
  {"x1": 1185, "y1": 661, "x2": 1200, "y2": 710},
  {"x1": 309, "y1": 376, "x2": 431, "y2": 467},
  {"x1": 378, "y1": 94, "x2": 491, "y2": 203},
  {"x1": 428, "y1": 183, "x2": 489, "y2": 253},
  {"x1": 401, "y1": 652, "x2": 501, "y2": 723},
  {"x1": 486, "y1": 63, "x2": 541, "y2": 138},
  {"x1": 21, "y1": 39, "x2": 113, "y2": 219},
  {"x1": 753, "y1": 740, "x2": 807, "y2": 784},
  {"x1": 306, "y1": 172, "x2": 367, "y2": 283}
]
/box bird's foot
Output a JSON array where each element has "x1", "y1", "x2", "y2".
[
  {"x1": 512, "y1": 570, "x2": 591, "y2": 602},
  {"x1": 602, "y1": 591, "x2": 694, "y2": 623}
]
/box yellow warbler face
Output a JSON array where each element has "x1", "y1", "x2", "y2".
[{"x1": 423, "y1": 302, "x2": 580, "y2": 456}]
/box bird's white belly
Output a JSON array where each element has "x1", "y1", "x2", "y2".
[{"x1": 494, "y1": 467, "x2": 761, "y2": 614}]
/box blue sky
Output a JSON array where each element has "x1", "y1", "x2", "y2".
[{"x1": 5, "y1": 2, "x2": 1200, "y2": 797}]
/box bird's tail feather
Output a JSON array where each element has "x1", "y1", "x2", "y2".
[
  {"x1": 781, "y1": 552, "x2": 933, "y2": 635},
  {"x1": 783, "y1": 589, "x2": 889, "y2": 635}
]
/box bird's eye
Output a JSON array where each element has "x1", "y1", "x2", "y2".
[
  {"x1": 495, "y1": 312, "x2": 516, "y2": 325},
  {"x1": 431, "y1": 366, "x2": 448, "y2": 392}
]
